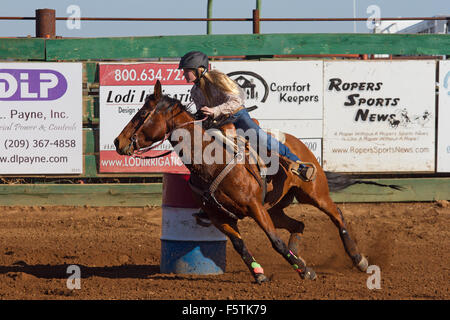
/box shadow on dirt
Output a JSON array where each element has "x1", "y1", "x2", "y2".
[
  {"x1": 0, "y1": 261, "x2": 161, "y2": 279},
  {"x1": 0, "y1": 261, "x2": 242, "y2": 283}
]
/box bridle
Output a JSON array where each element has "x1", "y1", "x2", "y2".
[{"x1": 127, "y1": 100, "x2": 207, "y2": 160}]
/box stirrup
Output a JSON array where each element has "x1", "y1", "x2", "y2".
[{"x1": 291, "y1": 161, "x2": 317, "y2": 182}]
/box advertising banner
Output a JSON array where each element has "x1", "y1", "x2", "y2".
[
  {"x1": 99, "y1": 63, "x2": 190, "y2": 173},
  {"x1": 323, "y1": 61, "x2": 435, "y2": 172},
  {"x1": 437, "y1": 61, "x2": 450, "y2": 172},
  {"x1": 211, "y1": 61, "x2": 323, "y2": 164},
  {"x1": 0, "y1": 63, "x2": 82, "y2": 174}
]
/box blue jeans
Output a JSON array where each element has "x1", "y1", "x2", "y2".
[{"x1": 230, "y1": 109, "x2": 302, "y2": 163}]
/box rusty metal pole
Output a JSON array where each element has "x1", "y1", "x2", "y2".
[
  {"x1": 35, "y1": 8, "x2": 55, "y2": 38},
  {"x1": 253, "y1": 9, "x2": 260, "y2": 34}
]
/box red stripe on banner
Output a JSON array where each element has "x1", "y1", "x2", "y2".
[
  {"x1": 99, "y1": 150, "x2": 189, "y2": 173},
  {"x1": 162, "y1": 173, "x2": 199, "y2": 208},
  {"x1": 99, "y1": 63, "x2": 187, "y2": 86}
]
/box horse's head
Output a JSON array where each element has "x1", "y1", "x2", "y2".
[{"x1": 114, "y1": 80, "x2": 171, "y2": 156}]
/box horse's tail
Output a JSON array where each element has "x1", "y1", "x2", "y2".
[{"x1": 324, "y1": 171, "x2": 404, "y2": 192}]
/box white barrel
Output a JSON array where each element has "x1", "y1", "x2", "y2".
[{"x1": 160, "y1": 173, "x2": 227, "y2": 274}]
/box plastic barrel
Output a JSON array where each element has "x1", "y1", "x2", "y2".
[{"x1": 160, "y1": 173, "x2": 227, "y2": 274}]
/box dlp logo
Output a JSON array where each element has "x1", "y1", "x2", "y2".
[{"x1": 0, "y1": 69, "x2": 68, "y2": 101}]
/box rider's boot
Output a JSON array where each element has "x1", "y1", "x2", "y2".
[
  {"x1": 192, "y1": 209, "x2": 212, "y2": 227},
  {"x1": 291, "y1": 161, "x2": 316, "y2": 182}
]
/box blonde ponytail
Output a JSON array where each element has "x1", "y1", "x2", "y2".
[{"x1": 196, "y1": 68, "x2": 241, "y2": 105}]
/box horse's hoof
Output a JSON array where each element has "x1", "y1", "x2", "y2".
[
  {"x1": 254, "y1": 273, "x2": 269, "y2": 284},
  {"x1": 300, "y1": 267, "x2": 317, "y2": 280},
  {"x1": 357, "y1": 256, "x2": 369, "y2": 272}
]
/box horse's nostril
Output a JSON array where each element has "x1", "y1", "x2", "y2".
[{"x1": 114, "y1": 138, "x2": 119, "y2": 149}]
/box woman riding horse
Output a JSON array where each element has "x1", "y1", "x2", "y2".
[
  {"x1": 179, "y1": 51, "x2": 315, "y2": 182},
  {"x1": 114, "y1": 79, "x2": 377, "y2": 283}
]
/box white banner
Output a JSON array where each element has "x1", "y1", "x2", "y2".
[
  {"x1": 323, "y1": 61, "x2": 435, "y2": 172},
  {"x1": 0, "y1": 63, "x2": 82, "y2": 174},
  {"x1": 212, "y1": 61, "x2": 323, "y2": 164},
  {"x1": 438, "y1": 61, "x2": 450, "y2": 172}
]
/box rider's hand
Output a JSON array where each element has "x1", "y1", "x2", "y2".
[{"x1": 200, "y1": 106, "x2": 214, "y2": 117}]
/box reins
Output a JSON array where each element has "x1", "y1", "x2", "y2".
[
  {"x1": 130, "y1": 101, "x2": 208, "y2": 160},
  {"x1": 129, "y1": 98, "x2": 265, "y2": 218}
]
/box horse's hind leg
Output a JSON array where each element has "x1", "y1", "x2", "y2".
[
  {"x1": 209, "y1": 214, "x2": 268, "y2": 284},
  {"x1": 296, "y1": 189, "x2": 368, "y2": 272},
  {"x1": 336, "y1": 206, "x2": 368, "y2": 271},
  {"x1": 269, "y1": 206, "x2": 305, "y2": 259}
]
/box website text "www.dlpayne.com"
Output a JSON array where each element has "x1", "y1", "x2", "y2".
[{"x1": 0, "y1": 154, "x2": 69, "y2": 165}]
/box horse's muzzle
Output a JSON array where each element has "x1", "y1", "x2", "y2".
[
  {"x1": 113, "y1": 138, "x2": 124, "y2": 155},
  {"x1": 114, "y1": 137, "x2": 131, "y2": 156}
]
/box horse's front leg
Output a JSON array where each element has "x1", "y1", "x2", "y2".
[
  {"x1": 208, "y1": 212, "x2": 268, "y2": 284},
  {"x1": 250, "y1": 200, "x2": 316, "y2": 280}
]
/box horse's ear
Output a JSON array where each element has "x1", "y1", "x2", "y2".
[{"x1": 154, "y1": 80, "x2": 162, "y2": 101}]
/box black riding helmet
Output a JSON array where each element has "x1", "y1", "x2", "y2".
[{"x1": 178, "y1": 51, "x2": 209, "y2": 70}]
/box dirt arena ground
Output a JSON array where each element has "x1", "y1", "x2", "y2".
[{"x1": 0, "y1": 202, "x2": 448, "y2": 300}]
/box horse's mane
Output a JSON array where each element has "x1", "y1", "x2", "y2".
[
  {"x1": 156, "y1": 95, "x2": 178, "y2": 111},
  {"x1": 146, "y1": 93, "x2": 193, "y2": 117}
]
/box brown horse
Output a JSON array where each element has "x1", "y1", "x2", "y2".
[{"x1": 115, "y1": 81, "x2": 399, "y2": 284}]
